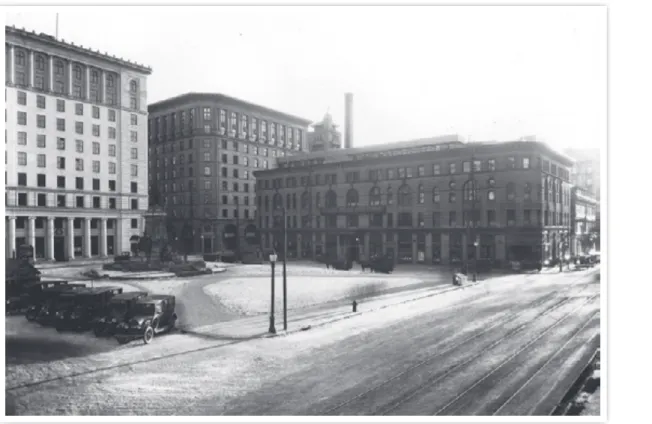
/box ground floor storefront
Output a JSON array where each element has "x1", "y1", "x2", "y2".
[{"x1": 260, "y1": 227, "x2": 571, "y2": 267}]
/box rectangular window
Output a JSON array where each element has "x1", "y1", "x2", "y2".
[
  {"x1": 523, "y1": 157, "x2": 530, "y2": 169},
  {"x1": 57, "y1": 118, "x2": 65, "y2": 131},
  {"x1": 93, "y1": 179, "x2": 100, "y2": 190},
  {"x1": 488, "y1": 159, "x2": 496, "y2": 171},
  {"x1": 433, "y1": 164, "x2": 441, "y2": 175},
  {"x1": 449, "y1": 211, "x2": 457, "y2": 227},
  {"x1": 92, "y1": 106, "x2": 100, "y2": 119},
  {"x1": 37, "y1": 134, "x2": 46, "y2": 148},
  {"x1": 93, "y1": 142, "x2": 100, "y2": 154},
  {"x1": 204, "y1": 166, "x2": 211, "y2": 176},
  {"x1": 75, "y1": 158, "x2": 84, "y2": 171},
  {"x1": 57, "y1": 176, "x2": 66, "y2": 188},
  {"x1": 75, "y1": 139, "x2": 84, "y2": 153},
  {"x1": 131, "y1": 182, "x2": 138, "y2": 193},
  {"x1": 108, "y1": 109, "x2": 116, "y2": 122},
  {"x1": 57, "y1": 137, "x2": 65, "y2": 150},
  {"x1": 131, "y1": 148, "x2": 138, "y2": 159},
  {"x1": 37, "y1": 154, "x2": 46, "y2": 167},
  {"x1": 93, "y1": 196, "x2": 101, "y2": 209},
  {"x1": 463, "y1": 161, "x2": 471, "y2": 173},
  {"x1": 37, "y1": 174, "x2": 46, "y2": 187},
  {"x1": 108, "y1": 180, "x2": 116, "y2": 191},
  {"x1": 449, "y1": 163, "x2": 457, "y2": 174},
  {"x1": 131, "y1": 165, "x2": 138, "y2": 177},
  {"x1": 507, "y1": 209, "x2": 516, "y2": 226},
  {"x1": 17, "y1": 131, "x2": 27, "y2": 145},
  {"x1": 473, "y1": 160, "x2": 482, "y2": 172},
  {"x1": 487, "y1": 210, "x2": 496, "y2": 226},
  {"x1": 37, "y1": 193, "x2": 46, "y2": 207},
  {"x1": 131, "y1": 114, "x2": 138, "y2": 125},
  {"x1": 57, "y1": 195, "x2": 66, "y2": 208},
  {"x1": 432, "y1": 212, "x2": 441, "y2": 228},
  {"x1": 131, "y1": 199, "x2": 138, "y2": 210},
  {"x1": 109, "y1": 127, "x2": 116, "y2": 139},
  {"x1": 75, "y1": 122, "x2": 83, "y2": 134},
  {"x1": 17, "y1": 193, "x2": 27, "y2": 206},
  {"x1": 56, "y1": 99, "x2": 65, "y2": 112},
  {"x1": 17, "y1": 91, "x2": 26, "y2": 105},
  {"x1": 75, "y1": 103, "x2": 83, "y2": 116},
  {"x1": 17, "y1": 111, "x2": 27, "y2": 125},
  {"x1": 76, "y1": 196, "x2": 84, "y2": 208},
  {"x1": 109, "y1": 145, "x2": 116, "y2": 157},
  {"x1": 37, "y1": 95, "x2": 46, "y2": 109},
  {"x1": 508, "y1": 157, "x2": 516, "y2": 169},
  {"x1": 36, "y1": 114, "x2": 46, "y2": 128},
  {"x1": 109, "y1": 198, "x2": 116, "y2": 209},
  {"x1": 92, "y1": 124, "x2": 100, "y2": 137},
  {"x1": 93, "y1": 161, "x2": 100, "y2": 173},
  {"x1": 109, "y1": 162, "x2": 116, "y2": 174},
  {"x1": 17, "y1": 172, "x2": 27, "y2": 186},
  {"x1": 130, "y1": 131, "x2": 137, "y2": 142},
  {"x1": 76, "y1": 177, "x2": 84, "y2": 190},
  {"x1": 57, "y1": 156, "x2": 65, "y2": 169}
]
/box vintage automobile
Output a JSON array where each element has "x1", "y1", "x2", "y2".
[
  {"x1": 92, "y1": 291, "x2": 149, "y2": 337},
  {"x1": 54, "y1": 286, "x2": 124, "y2": 332},
  {"x1": 114, "y1": 295, "x2": 178, "y2": 345},
  {"x1": 368, "y1": 254, "x2": 395, "y2": 274},
  {"x1": 27, "y1": 284, "x2": 86, "y2": 322},
  {"x1": 8, "y1": 280, "x2": 73, "y2": 315}
]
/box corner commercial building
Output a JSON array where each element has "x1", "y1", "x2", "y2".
[
  {"x1": 5, "y1": 26, "x2": 152, "y2": 260},
  {"x1": 255, "y1": 135, "x2": 575, "y2": 267}
]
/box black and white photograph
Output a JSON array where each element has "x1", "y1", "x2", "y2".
[{"x1": 2, "y1": 2, "x2": 612, "y2": 420}]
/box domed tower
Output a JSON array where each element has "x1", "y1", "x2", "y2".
[{"x1": 307, "y1": 111, "x2": 342, "y2": 152}]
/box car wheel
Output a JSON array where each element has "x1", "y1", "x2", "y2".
[
  {"x1": 143, "y1": 326, "x2": 154, "y2": 344},
  {"x1": 116, "y1": 336, "x2": 129, "y2": 345}
]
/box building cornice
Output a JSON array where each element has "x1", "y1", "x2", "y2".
[
  {"x1": 5, "y1": 25, "x2": 152, "y2": 75},
  {"x1": 148, "y1": 92, "x2": 313, "y2": 126}
]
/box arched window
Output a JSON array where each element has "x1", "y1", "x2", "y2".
[
  {"x1": 35, "y1": 55, "x2": 45, "y2": 70},
  {"x1": 432, "y1": 187, "x2": 440, "y2": 203},
  {"x1": 273, "y1": 193, "x2": 283, "y2": 210},
  {"x1": 387, "y1": 186, "x2": 394, "y2": 205},
  {"x1": 106, "y1": 74, "x2": 114, "y2": 87},
  {"x1": 325, "y1": 190, "x2": 337, "y2": 208},
  {"x1": 130, "y1": 79, "x2": 138, "y2": 93},
  {"x1": 54, "y1": 60, "x2": 64, "y2": 75},
  {"x1": 506, "y1": 182, "x2": 516, "y2": 201},
  {"x1": 524, "y1": 183, "x2": 532, "y2": 200},
  {"x1": 301, "y1": 191, "x2": 311, "y2": 209},
  {"x1": 73, "y1": 65, "x2": 82, "y2": 80},
  {"x1": 16, "y1": 50, "x2": 25, "y2": 66},
  {"x1": 449, "y1": 180, "x2": 456, "y2": 190},
  {"x1": 91, "y1": 70, "x2": 99, "y2": 84},
  {"x1": 398, "y1": 185, "x2": 412, "y2": 206},
  {"x1": 487, "y1": 190, "x2": 496, "y2": 201},
  {"x1": 315, "y1": 192, "x2": 322, "y2": 208},
  {"x1": 487, "y1": 177, "x2": 496, "y2": 187},
  {"x1": 369, "y1": 187, "x2": 381, "y2": 206},
  {"x1": 449, "y1": 191, "x2": 457, "y2": 203},
  {"x1": 346, "y1": 189, "x2": 359, "y2": 207},
  {"x1": 418, "y1": 184, "x2": 425, "y2": 204}
]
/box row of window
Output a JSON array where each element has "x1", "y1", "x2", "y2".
[
  {"x1": 157, "y1": 180, "x2": 252, "y2": 195},
  {"x1": 150, "y1": 109, "x2": 304, "y2": 151},
  {"x1": 15, "y1": 91, "x2": 139, "y2": 125},
  {"x1": 15, "y1": 112, "x2": 130, "y2": 140},
  {"x1": 13, "y1": 173, "x2": 139, "y2": 193},
  {"x1": 259, "y1": 209, "x2": 570, "y2": 230},
  {"x1": 10, "y1": 192, "x2": 140, "y2": 210},
  {"x1": 8, "y1": 216, "x2": 131, "y2": 230},
  {"x1": 16, "y1": 133, "x2": 121, "y2": 155},
  {"x1": 151, "y1": 139, "x2": 287, "y2": 164},
  {"x1": 14, "y1": 152, "x2": 138, "y2": 176}
]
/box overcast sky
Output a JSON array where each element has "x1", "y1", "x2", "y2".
[{"x1": 5, "y1": 5, "x2": 606, "y2": 151}]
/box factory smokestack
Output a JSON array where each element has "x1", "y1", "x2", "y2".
[{"x1": 344, "y1": 93, "x2": 353, "y2": 149}]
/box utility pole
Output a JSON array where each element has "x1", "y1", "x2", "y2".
[
  {"x1": 464, "y1": 145, "x2": 479, "y2": 282},
  {"x1": 283, "y1": 206, "x2": 287, "y2": 331}
]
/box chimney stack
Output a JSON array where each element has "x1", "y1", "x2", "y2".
[{"x1": 344, "y1": 93, "x2": 353, "y2": 149}]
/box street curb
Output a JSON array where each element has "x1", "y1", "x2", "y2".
[{"x1": 264, "y1": 282, "x2": 482, "y2": 339}]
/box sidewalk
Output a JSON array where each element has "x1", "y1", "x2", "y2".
[
  {"x1": 35, "y1": 258, "x2": 113, "y2": 269},
  {"x1": 183, "y1": 281, "x2": 476, "y2": 340}
]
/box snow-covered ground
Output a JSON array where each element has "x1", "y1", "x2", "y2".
[
  {"x1": 204, "y1": 261, "x2": 370, "y2": 278},
  {"x1": 203, "y1": 276, "x2": 423, "y2": 315}
]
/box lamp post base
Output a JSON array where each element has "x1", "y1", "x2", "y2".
[{"x1": 269, "y1": 317, "x2": 276, "y2": 334}]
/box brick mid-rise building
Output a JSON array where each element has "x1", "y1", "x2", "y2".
[
  {"x1": 255, "y1": 135, "x2": 574, "y2": 267},
  {"x1": 147, "y1": 92, "x2": 312, "y2": 255}
]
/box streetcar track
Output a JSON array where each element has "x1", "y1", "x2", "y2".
[
  {"x1": 491, "y1": 314, "x2": 600, "y2": 416},
  {"x1": 379, "y1": 294, "x2": 599, "y2": 416},
  {"x1": 319, "y1": 276, "x2": 594, "y2": 416}
]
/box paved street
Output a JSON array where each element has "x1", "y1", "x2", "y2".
[{"x1": 6, "y1": 267, "x2": 599, "y2": 416}]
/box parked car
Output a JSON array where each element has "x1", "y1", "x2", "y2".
[
  {"x1": 114, "y1": 295, "x2": 178, "y2": 345},
  {"x1": 92, "y1": 291, "x2": 149, "y2": 337},
  {"x1": 27, "y1": 284, "x2": 86, "y2": 322},
  {"x1": 54, "y1": 286, "x2": 124, "y2": 332},
  {"x1": 369, "y1": 254, "x2": 395, "y2": 274}
]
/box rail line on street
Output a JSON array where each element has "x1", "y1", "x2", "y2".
[{"x1": 319, "y1": 273, "x2": 597, "y2": 416}]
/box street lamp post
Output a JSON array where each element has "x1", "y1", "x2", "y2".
[
  {"x1": 473, "y1": 238, "x2": 479, "y2": 282},
  {"x1": 269, "y1": 252, "x2": 278, "y2": 334},
  {"x1": 274, "y1": 206, "x2": 288, "y2": 331}
]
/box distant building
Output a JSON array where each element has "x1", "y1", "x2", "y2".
[
  {"x1": 565, "y1": 148, "x2": 600, "y2": 200},
  {"x1": 570, "y1": 187, "x2": 599, "y2": 255},
  {"x1": 147, "y1": 93, "x2": 312, "y2": 255},
  {"x1": 306, "y1": 112, "x2": 342, "y2": 152},
  {"x1": 5, "y1": 26, "x2": 152, "y2": 260},
  {"x1": 255, "y1": 135, "x2": 574, "y2": 267}
]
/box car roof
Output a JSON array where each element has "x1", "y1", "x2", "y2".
[
  {"x1": 110, "y1": 291, "x2": 148, "y2": 301},
  {"x1": 136, "y1": 295, "x2": 174, "y2": 305}
]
